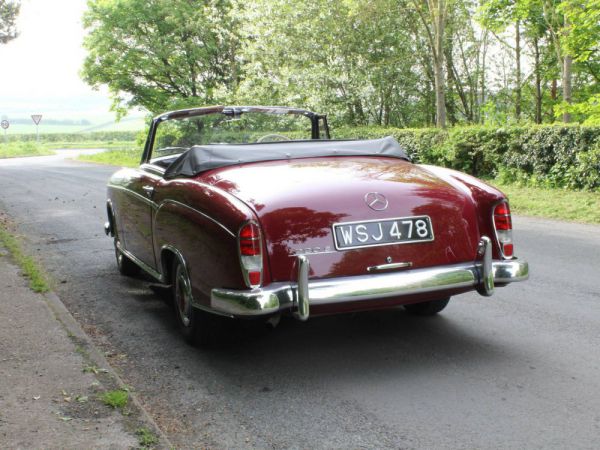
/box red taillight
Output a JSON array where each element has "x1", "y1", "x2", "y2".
[
  {"x1": 239, "y1": 222, "x2": 261, "y2": 256},
  {"x1": 238, "y1": 222, "x2": 263, "y2": 288},
  {"x1": 493, "y1": 202, "x2": 514, "y2": 258},
  {"x1": 494, "y1": 202, "x2": 512, "y2": 230},
  {"x1": 248, "y1": 271, "x2": 261, "y2": 286}
]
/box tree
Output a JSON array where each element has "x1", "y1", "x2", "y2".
[
  {"x1": 82, "y1": 0, "x2": 241, "y2": 115},
  {"x1": 0, "y1": 0, "x2": 20, "y2": 44},
  {"x1": 238, "y1": 0, "x2": 424, "y2": 127},
  {"x1": 555, "y1": 0, "x2": 600, "y2": 122},
  {"x1": 411, "y1": 0, "x2": 450, "y2": 128}
]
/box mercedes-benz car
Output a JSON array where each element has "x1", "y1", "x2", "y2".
[{"x1": 104, "y1": 106, "x2": 529, "y2": 345}]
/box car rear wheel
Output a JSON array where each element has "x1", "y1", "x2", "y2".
[
  {"x1": 403, "y1": 297, "x2": 450, "y2": 316},
  {"x1": 171, "y1": 257, "x2": 216, "y2": 346}
]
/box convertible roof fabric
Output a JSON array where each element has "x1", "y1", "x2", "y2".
[{"x1": 163, "y1": 136, "x2": 410, "y2": 179}]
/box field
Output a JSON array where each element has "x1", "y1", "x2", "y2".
[{"x1": 2, "y1": 116, "x2": 145, "y2": 135}]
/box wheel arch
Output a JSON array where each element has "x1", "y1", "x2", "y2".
[{"x1": 159, "y1": 245, "x2": 188, "y2": 286}]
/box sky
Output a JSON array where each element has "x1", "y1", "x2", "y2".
[{"x1": 0, "y1": 0, "x2": 121, "y2": 122}]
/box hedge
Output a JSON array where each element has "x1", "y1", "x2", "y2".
[
  {"x1": 332, "y1": 125, "x2": 600, "y2": 191},
  {"x1": 10, "y1": 124, "x2": 600, "y2": 191}
]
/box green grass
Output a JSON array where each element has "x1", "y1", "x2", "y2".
[
  {"x1": 99, "y1": 389, "x2": 129, "y2": 409},
  {"x1": 491, "y1": 181, "x2": 600, "y2": 224},
  {"x1": 0, "y1": 141, "x2": 55, "y2": 159},
  {"x1": 44, "y1": 141, "x2": 137, "y2": 150},
  {"x1": 0, "y1": 226, "x2": 50, "y2": 293},
  {"x1": 77, "y1": 147, "x2": 141, "y2": 167},
  {"x1": 136, "y1": 427, "x2": 159, "y2": 448}
]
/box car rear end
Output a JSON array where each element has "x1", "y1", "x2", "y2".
[{"x1": 207, "y1": 157, "x2": 529, "y2": 320}]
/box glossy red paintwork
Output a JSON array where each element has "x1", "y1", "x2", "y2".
[
  {"x1": 108, "y1": 153, "x2": 507, "y2": 311},
  {"x1": 200, "y1": 156, "x2": 505, "y2": 282}
]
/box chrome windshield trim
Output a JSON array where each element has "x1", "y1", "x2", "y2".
[
  {"x1": 156, "y1": 199, "x2": 236, "y2": 238},
  {"x1": 210, "y1": 257, "x2": 529, "y2": 318},
  {"x1": 140, "y1": 163, "x2": 166, "y2": 176}
]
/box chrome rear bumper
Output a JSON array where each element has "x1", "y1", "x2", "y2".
[{"x1": 210, "y1": 238, "x2": 529, "y2": 320}]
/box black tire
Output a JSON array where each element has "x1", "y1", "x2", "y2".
[
  {"x1": 403, "y1": 297, "x2": 450, "y2": 316},
  {"x1": 171, "y1": 257, "x2": 216, "y2": 346}
]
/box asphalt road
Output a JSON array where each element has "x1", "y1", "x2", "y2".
[{"x1": 1, "y1": 152, "x2": 599, "y2": 449}]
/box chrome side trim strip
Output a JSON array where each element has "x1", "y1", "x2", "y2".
[
  {"x1": 108, "y1": 184, "x2": 158, "y2": 209},
  {"x1": 210, "y1": 257, "x2": 529, "y2": 318},
  {"x1": 156, "y1": 199, "x2": 235, "y2": 238},
  {"x1": 116, "y1": 241, "x2": 164, "y2": 282}
]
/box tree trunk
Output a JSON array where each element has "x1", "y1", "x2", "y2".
[
  {"x1": 562, "y1": 16, "x2": 572, "y2": 123},
  {"x1": 434, "y1": 0, "x2": 446, "y2": 128},
  {"x1": 562, "y1": 55, "x2": 573, "y2": 122},
  {"x1": 479, "y1": 32, "x2": 488, "y2": 124},
  {"x1": 515, "y1": 20, "x2": 521, "y2": 121},
  {"x1": 533, "y1": 37, "x2": 542, "y2": 124}
]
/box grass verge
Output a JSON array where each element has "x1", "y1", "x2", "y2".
[
  {"x1": 77, "y1": 147, "x2": 141, "y2": 167},
  {"x1": 0, "y1": 141, "x2": 54, "y2": 159},
  {"x1": 0, "y1": 224, "x2": 50, "y2": 293},
  {"x1": 491, "y1": 181, "x2": 600, "y2": 224},
  {"x1": 136, "y1": 427, "x2": 159, "y2": 448},
  {"x1": 99, "y1": 389, "x2": 129, "y2": 409}
]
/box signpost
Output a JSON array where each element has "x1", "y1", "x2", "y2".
[
  {"x1": 1, "y1": 119, "x2": 8, "y2": 143},
  {"x1": 31, "y1": 114, "x2": 42, "y2": 142}
]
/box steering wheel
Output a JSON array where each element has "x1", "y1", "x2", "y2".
[{"x1": 256, "y1": 134, "x2": 292, "y2": 143}]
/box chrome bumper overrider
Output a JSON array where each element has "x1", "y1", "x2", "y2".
[{"x1": 210, "y1": 237, "x2": 529, "y2": 320}]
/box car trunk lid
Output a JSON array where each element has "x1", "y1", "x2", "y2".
[{"x1": 200, "y1": 156, "x2": 480, "y2": 282}]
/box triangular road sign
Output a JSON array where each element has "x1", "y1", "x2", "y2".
[{"x1": 31, "y1": 114, "x2": 42, "y2": 125}]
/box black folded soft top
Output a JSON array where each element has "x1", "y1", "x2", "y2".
[{"x1": 163, "y1": 136, "x2": 410, "y2": 179}]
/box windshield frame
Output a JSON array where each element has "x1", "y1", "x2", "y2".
[{"x1": 141, "y1": 106, "x2": 330, "y2": 165}]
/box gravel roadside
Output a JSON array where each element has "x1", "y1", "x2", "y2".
[{"x1": 0, "y1": 246, "x2": 169, "y2": 449}]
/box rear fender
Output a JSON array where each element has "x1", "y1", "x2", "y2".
[
  {"x1": 418, "y1": 165, "x2": 506, "y2": 259},
  {"x1": 153, "y1": 179, "x2": 271, "y2": 306}
]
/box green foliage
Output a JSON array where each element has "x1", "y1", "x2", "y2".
[
  {"x1": 0, "y1": 0, "x2": 20, "y2": 44},
  {"x1": 12, "y1": 130, "x2": 139, "y2": 143},
  {"x1": 78, "y1": 147, "x2": 141, "y2": 167},
  {"x1": 0, "y1": 141, "x2": 54, "y2": 159},
  {"x1": 0, "y1": 226, "x2": 50, "y2": 293},
  {"x1": 493, "y1": 181, "x2": 600, "y2": 223},
  {"x1": 136, "y1": 427, "x2": 159, "y2": 448},
  {"x1": 82, "y1": 0, "x2": 241, "y2": 115},
  {"x1": 99, "y1": 389, "x2": 129, "y2": 409},
  {"x1": 330, "y1": 124, "x2": 600, "y2": 191}
]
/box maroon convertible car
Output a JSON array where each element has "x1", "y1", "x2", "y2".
[{"x1": 105, "y1": 106, "x2": 528, "y2": 344}]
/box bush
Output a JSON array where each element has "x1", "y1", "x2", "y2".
[{"x1": 332, "y1": 124, "x2": 600, "y2": 191}]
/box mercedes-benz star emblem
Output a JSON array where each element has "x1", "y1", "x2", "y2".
[{"x1": 364, "y1": 192, "x2": 388, "y2": 211}]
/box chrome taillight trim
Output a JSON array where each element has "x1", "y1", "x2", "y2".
[
  {"x1": 237, "y1": 220, "x2": 264, "y2": 289},
  {"x1": 492, "y1": 200, "x2": 513, "y2": 260}
]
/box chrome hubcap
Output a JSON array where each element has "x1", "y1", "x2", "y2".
[{"x1": 175, "y1": 265, "x2": 192, "y2": 327}]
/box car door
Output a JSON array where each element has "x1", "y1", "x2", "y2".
[{"x1": 118, "y1": 166, "x2": 161, "y2": 270}]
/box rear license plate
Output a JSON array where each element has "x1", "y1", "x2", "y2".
[{"x1": 332, "y1": 216, "x2": 434, "y2": 250}]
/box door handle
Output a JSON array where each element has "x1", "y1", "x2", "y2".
[{"x1": 142, "y1": 185, "x2": 154, "y2": 198}]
